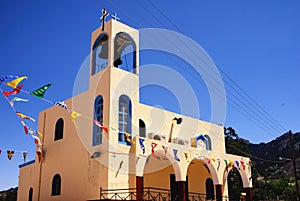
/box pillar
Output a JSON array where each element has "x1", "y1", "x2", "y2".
[
  {"x1": 136, "y1": 176, "x2": 143, "y2": 201},
  {"x1": 215, "y1": 184, "x2": 223, "y2": 201},
  {"x1": 177, "y1": 181, "x2": 187, "y2": 201},
  {"x1": 245, "y1": 187, "x2": 252, "y2": 201}
]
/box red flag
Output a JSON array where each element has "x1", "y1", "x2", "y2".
[
  {"x1": 93, "y1": 120, "x2": 108, "y2": 133},
  {"x1": 151, "y1": 142, "x2": 157, "y2": 156},
  {"x1": 240, "y1": 160, "x2": 245, "y2": 170},
  {"x1": 3, "y1": 84, "x2": 24, "y2": 97},
  {"x1": 162, "y1": 145, "x2": 168, "y2": 156},
  {"x1": 20, "y1": 120, "x2": 29, "y2": 135},
  {"x1": 0, "y1": 150, "x2": 2, "y2": 155},
  {"x1": 206, "y1": 157, "x2": 211, "y2": 164}
]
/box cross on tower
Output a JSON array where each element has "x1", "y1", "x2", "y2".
[
  {"x1": 111, "y1": 13, "x2": 120, "y2": 21},
  {"x1": 100, "y1": 8, "x2": 109, "y2": 31}
]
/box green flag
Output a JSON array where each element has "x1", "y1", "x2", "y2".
[{"x1": 30, "y1": 84, "x2": 51, "y2": 98}]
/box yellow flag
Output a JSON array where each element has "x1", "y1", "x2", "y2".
[
  {"x1": 6, "y1": 76, "x2": 27, "y2": 88},
  {"x1": 184, "y1": 152, "x2": 190, "y2": 162},
  {"x1": 70, "y1": 111, "x2": 82, "y2": 126},
  {"x1": 125, "y1": 133, "x2": 135, "y2": 144}
]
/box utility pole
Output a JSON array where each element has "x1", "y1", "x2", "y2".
[{"x1": 290, "y1": 130, "x2": 300, "y2": 201}]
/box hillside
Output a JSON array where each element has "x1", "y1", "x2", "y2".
[{"x1": 248, "y1": 132, "x2": 300, "y2": 178}]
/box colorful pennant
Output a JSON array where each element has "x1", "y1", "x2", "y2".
[
  {"x1": 22, "y1": 152, "x2": 28, "y2": 163},
  {"x1": 139, "y1": 138, "x2": 145, "y2": 154},
  {"x1": 93, "y1": 120, "x2": 108, "y2": 133},
  {"x1": 54, "y1": 101, "x2": 69, "y2": 111},
  {"x1": 30, "y1": 84, "x2": 51, "y2": 98},
  {"x1": 3, "y1": 84, "x2": 24, "y2": 97},
  {"x1": 151, "y1": 142, "x2": 157, "y2": 156},
  {"x1": 7, "y1": 150, "x2": 14, "y2": 160},
  {"x1": 173, "y1": 149, "x2": 180, "y2": 161},
  {"x1": 6, "y1": 76, "x2": 27, "y2": 88},
  {"x1": 9, "y1": 97, "x2": 28, "y2": 107},
  {"x1": 16, "y1": 112, "x2": 35, "y2": 122}
]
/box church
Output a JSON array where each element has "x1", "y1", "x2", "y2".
[{"x1": 17, "y1": 13, "x2": 252, "y2": 201}]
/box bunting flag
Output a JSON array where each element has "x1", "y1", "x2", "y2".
[
  {"x1": 30, "y1": 84, "x2": 51, "y2": 98},
  {"x1": 0, "y1": 150, "x2": 2, "y2": 155},
  {"x1": 206, "y1": 157, "x2": 211, "y2": 164},
  {"x1": 54, "y1": 101, "x2": 69, "y2": 111},
  {"x1": 240, "y1": 160, "x2": 245, "y2": 170},
  {"x1": 173, "y1": 149, "x2": 180, "y2": 161},
  {"x1": 16, "y1": 112, "x2": 36, "y2": 122},
  {"x1": 224, "y1": 159, "x2": 228, "y2": 172},
  {"x1": 184, "y1": 152, "x2": 190, "y2": 162},
  {"x1": 20, "y1": 120, "x2": 29, "y2": 135},
  {"x1": 211, "y1": 158, "x2": 216, "y2": 162},
  {"x1": 32, "y1": 135, "x2": 42, "y2": 146},
  {"x1": 28, "y1": 127, "x2": 43, "y2": 136},
  {"x1": 6, "y1": 76, "x2": 27, "y2": 88},
  {"x1": 249, "y1": 160, "x2": 253, "y2": 167},
  {"x1": 93, "y1": 120, "x2": 108, "y2": 133},
  {"x1": 0, "y1": 75, "x2": 18, "y2": 85},
  {"x1": 125, "y1": 133, "x2": 134, "y2": 144},
  {"x1": 3, "y1": 84, "x2": 24, "y2": 97},
  {"x1": 235, "y1": 160, "x2": 240, "y2": 170},
  {"x1": 70, "y1": 111, "x2": 82, "y2": 126},
  {"x1": 217, "y1": 159, "x2": 220, "y2": 171},
  {"x1": 151, "y1": 142, "x2": 157, "y2": 156},
  {"x1": 139, "y1": 138, "x2": 145, "y2": 154},
  {"x1": 9, "y1": 97, "x2": 28, "y2": 107},
  {"x1": 7, "y1": 150, "x2": 14, "y2": 160},
  {"x1": 162, "y1": 145, "x2": 168, "y2": 156},
  {"x1": 22, "y1": 152, "x2": 28, "y2": 163},
  {"x1": 36, "y1": 148, "x2": 43, "y2": 163}
]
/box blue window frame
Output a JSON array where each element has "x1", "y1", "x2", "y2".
[
  {"x1": 118, "y1": 95, "x2": 131, "y2": 145},
  {"x1": 93, "y1": 95, "x2": 103, "y2": 146}
]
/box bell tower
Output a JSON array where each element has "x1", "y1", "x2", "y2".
[{"x1": 87, "y1": 11, "x2": 140, "y2": 189}]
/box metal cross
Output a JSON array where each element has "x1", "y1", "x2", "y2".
[
  {"x1": 100, "y1": 8, "x2": 109, "y2": 31},
  {"x1": 111, "y1": 13, "x2": 120, "y2": 21}
]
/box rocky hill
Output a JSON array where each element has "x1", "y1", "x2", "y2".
[{"x1": 248, "y1": 132, "x2": 300, "y2": 178}]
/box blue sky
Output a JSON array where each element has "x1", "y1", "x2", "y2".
[{"x1": 0, "y1": 0, "x2": 299, "y2": 190}]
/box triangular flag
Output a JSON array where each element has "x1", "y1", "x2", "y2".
[
  {"x1": 3, "y1": 84, "x2": 24, "y2": 97},
  {"x1": 184, "y1": 152, "x2": 190, "y2": 162},
  {"x1": 16, "y1": 112, "x2": 35, "y2": 122},
  {"x1": 22, "y1": 152, "x2": 28, "y2": 163},
  {"x1": 206, "y1": 157, "x2": 211, "y2": 164},
  {"x1": 240, "y1": 160, "x2": 245, "y2": 170},
  {"x1": 6, "y1": 76, "x2": 27, "y2": 88},
  {"x1": 20, "y1": 120, "x2": 29, "y2": 135},
  {"x1": 162, "y1": 145, "x2": 168, "y2": 156},
  {"x1": 70, "y1": 111, "x2": 82, "y2": 126},
  {"x1": 151, "y1": 142, "x2": 157, "y2": 157},
  {"x1": 139, "y1": 138, "x2": 145, "y2": 154},
  {"x1": 224, "y1": 159, "x2": 228, "y2": 172},
  {"x1": 173, "y1": 149, "x2": 180, "y2": 161},
  {"x1": 30, "y1": 84, "x2": 51, "y2": 98},
  {"x1": 32, "y1": 135, "x2": 42, "y2": 146},
  {"x1": 0, "y1": 150, "x2": 2, "y2": 155},
  {"x1": 54, "y1": 101, "x2": 69, "y2": 111},
  {"x1": 217, "y1": 159, "x2": 220, "y2": 171},
  {"x1": 7, "y1": 150, "x2": 14, "y2": 160},
  {"x1": 235, "y1": 160, "x2": 240, "y2": 170},
  {"x1": 211, "y1": 158, "x2": 216, "y2": 162},
  {"x1": 36, "y1": 148, "x2": 43, "y2": 163},
  {"x1": 125, "y1": 133, "x2": 134, "y2": 144},
  {"x1": 93, "y1": 120, "x2": 108, "y2": 133},
  {"x1": 9, "y1": 97, "x2": 28, "y2": 107}
]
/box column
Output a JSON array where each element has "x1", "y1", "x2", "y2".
[
  {"x1": 215, "y1": 184, "x2": 223, "y2": 201},
  {"x1": 177, "y1": 181, "x2": 187, "y2": 201},
  {"x1": 136, "y1": 176, "x2": 143, "y2": 201},
  {"x1": 245, "y1": 187, "x2": 252, "y2": 201}
]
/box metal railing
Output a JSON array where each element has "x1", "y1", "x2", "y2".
[{"x1": 100, "y1": 187, "x2": 170, "y2": 201}]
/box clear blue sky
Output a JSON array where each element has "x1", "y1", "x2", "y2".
[{"x1": 0, "y1": 0, "x2": 299, "y2": 190}]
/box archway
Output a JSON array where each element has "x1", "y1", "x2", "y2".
[{"x1": 227, "y1": 167, "x2": 243, "y2": 201}]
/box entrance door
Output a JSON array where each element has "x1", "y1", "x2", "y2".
[{"x1": 170, "y1": 174, "x2": 188, "y2": 201}]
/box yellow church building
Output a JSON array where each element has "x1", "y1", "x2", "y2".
[{"x1": 17, "y1": 17, "x2": 252, "y2": 201}]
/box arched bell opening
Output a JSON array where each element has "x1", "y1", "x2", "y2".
[
  {"x1": 92, "y1": 33, "x2": 109, "y2": 75},
  {"x1": 114, "y1": 32, "x2": 137, "y2": 74}
]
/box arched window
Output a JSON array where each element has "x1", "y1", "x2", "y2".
[
  {"x1": 114, "y1": 32, "x2": 137, "y2": 73},
  {"x1": 93, "y1": 95, "x2": 103, "y2": 146},
  {"x1": 118, "y1": 95, "x2": 131, "y2": 144},
  {"x1": 206, "y1": 178, "x2": 215, "y2": 200},
  {"x1": 204, "y1": 135, "x2": 212, "y2": 151},
  {"x1": 51, "y1": 174, "x2": 61, "y2": 196},
  {"x1": 54, "y1": 118, "x2": 64, "y2": 141},
  {"x1": 92, "y1": 33, "x2": 109, "y2": 75},
  {"x1": 28, "y1": 187, "x2": 33, "y2": 201},
  {"x1": 139, "y1": 119, "x2": 146, "y2": 138}
]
